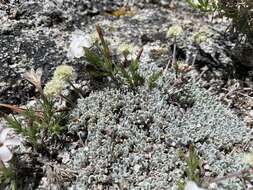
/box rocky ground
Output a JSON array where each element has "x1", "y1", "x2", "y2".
[{"x1": 1, "y1": 0, "x2": 253, "y2": 189}]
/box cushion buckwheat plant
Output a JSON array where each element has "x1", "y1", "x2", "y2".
[{"x1": 69, "y1": 69, "x2": 250, "y2": 190}]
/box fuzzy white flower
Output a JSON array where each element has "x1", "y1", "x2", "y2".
[
  {"x1": 243, "y1": 153, "x2": 253, "y2": 166},
  {"x1": 167, "y1": 25, "x2": 183, "y2": 38},
  {"x1": 0, "y1": 126, "x2": 20, "y2": 162},
  {"x1": 185, "y1": 181, "x2": 206, "y2": 190},
  {"x1": 117, "y1": 43, "x2": 134, "y2": 55},
  {"x1": 53, "y1": 65, "x2": 76, "y2": 81},
  {"x1": 44, "y1": 79, "x2": 65, "y2": 98},
  {"x1": 67, "y1": 30, "x2": 92, "y2": 59}
]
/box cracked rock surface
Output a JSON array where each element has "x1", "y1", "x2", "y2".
[{"x1": 0, "y1": 0, "x2": 235, "y2": 104}]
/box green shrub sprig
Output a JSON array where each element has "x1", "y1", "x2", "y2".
[
  {"x1": 186, "y1": 0, "x2": 253, "y2": 41},
  {"x1": 3, "y1": 68, "x2": 71, "y2": 150},
  {"x1": 84, "y1": 25, "x2": 161, "y2": 88}
]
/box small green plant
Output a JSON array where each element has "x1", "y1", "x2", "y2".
[
  {"x1": 5, "y1": 99, "x2": 67, "y2": 149},
  {"x1": 186, "y1": 0, "x2": 253, "y2": 41},
  {"x1": 165, "y1": 24, "x2": 194, "y2": 79},
  {"x1": 218, "y1": 0, "x2": 253, "y2": 40},
  {"x1": 148, "y1": 70, "x2": 163, "y2": 88},
  {"x1": 177, "y1": 179, "x2": 186, "y2": 190},
  {"x1": 3, "y1": 67, "x2": 71, "y2": 150},
  {"x1": 177, "y1": 146, "x2": 253, "y2": 189},
  {"x1": 186, "y1": 0, "x2": 218, "y2": 12},
  {"x1": 84, "y1": 46, "x2": 117, "y2": 80},
  {"x1": 83, "y1": 25, "x2": 161, "y2": 88},
  {"x1": 117, "y1": 48, "x2": 146, "y2": 87},
  {"x1": 186, "y1": 145, "x2": 202, "y2": 183},
  {"x1": 177, "y1": 145, "x2": 203, "y2": 189},
  {"x1": 0, "y1": 66, "x2": 77, "y2": 189},
  {"x1": 0, "y1": 162, "x2": 17, "y2": 190},
  {"x1": 166, "y1": 24, "x2": 184, "y2": 71}
]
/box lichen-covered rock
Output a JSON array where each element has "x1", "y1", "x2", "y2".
[
  {"x1": 69, "y1": 71, "x2": 250, "y2": 189},
  {"x1": 0, "y1": 0, "x2": 234, "y2": 105}
]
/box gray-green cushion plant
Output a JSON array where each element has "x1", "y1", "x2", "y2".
[{"x1": 69, "y1": 70, "x2": 250, "y2": 189}]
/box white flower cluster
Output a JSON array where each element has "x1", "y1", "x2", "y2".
[
  {"x1": 44, "y1": 65, "x2": 76, "y2": 98},
  {"x1": 167, "y1": 25, "x2": 183, "y2": 38},
  {"x1": 67, "y1": 30, "x2": 92, "y2": 59},
  {"x1": 0, "y1": 125, "x2": 20, "y2": 163}
]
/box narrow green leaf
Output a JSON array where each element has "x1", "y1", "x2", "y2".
[
  {"x1": 84, "y1": 48, "x2": 103, "y2": 67},
  {"x1": 186, "y1": 145, "x2": 201, "y2": 183},
  {"x1": 5, "y1": 116, "x2": 23, "y2": 134},
  {"x1": 148, "y1": 70, "x2": 163, "y2": 88},
  {"x1": 117, "y1": 65, "x2": 133, "y2": 85},
  {"x1": 129, "y1": 59, "x2": 139, "y2": 74}
]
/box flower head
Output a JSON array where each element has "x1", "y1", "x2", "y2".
[
  {"x1": 117, "y1": 43, "x2": 134, "y2": 55},
  {"x1": 185, "y1": 181, "x2": 206, "y2": 190},
  {"x1": 167, "y1": 25, "x2": 183, "y2": 38},
  {"x1": 243, "y1": 153, "x2": 253, "y2": 166},
  {"x1": 53, "y1": 65, "x2": 76, "y2": 81},
  {"x1": 0, "y1": 126, "x2": 20, "y2": 162},
  {"x1": 67, "y1": 30, "x2": 92, "y2": 59},
  {"x1": 23, "y1": 68, "x2": 43, "y2": 94},
  {"x1": 44, "y1": 79, "x2": 65, "y2": 98}
]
